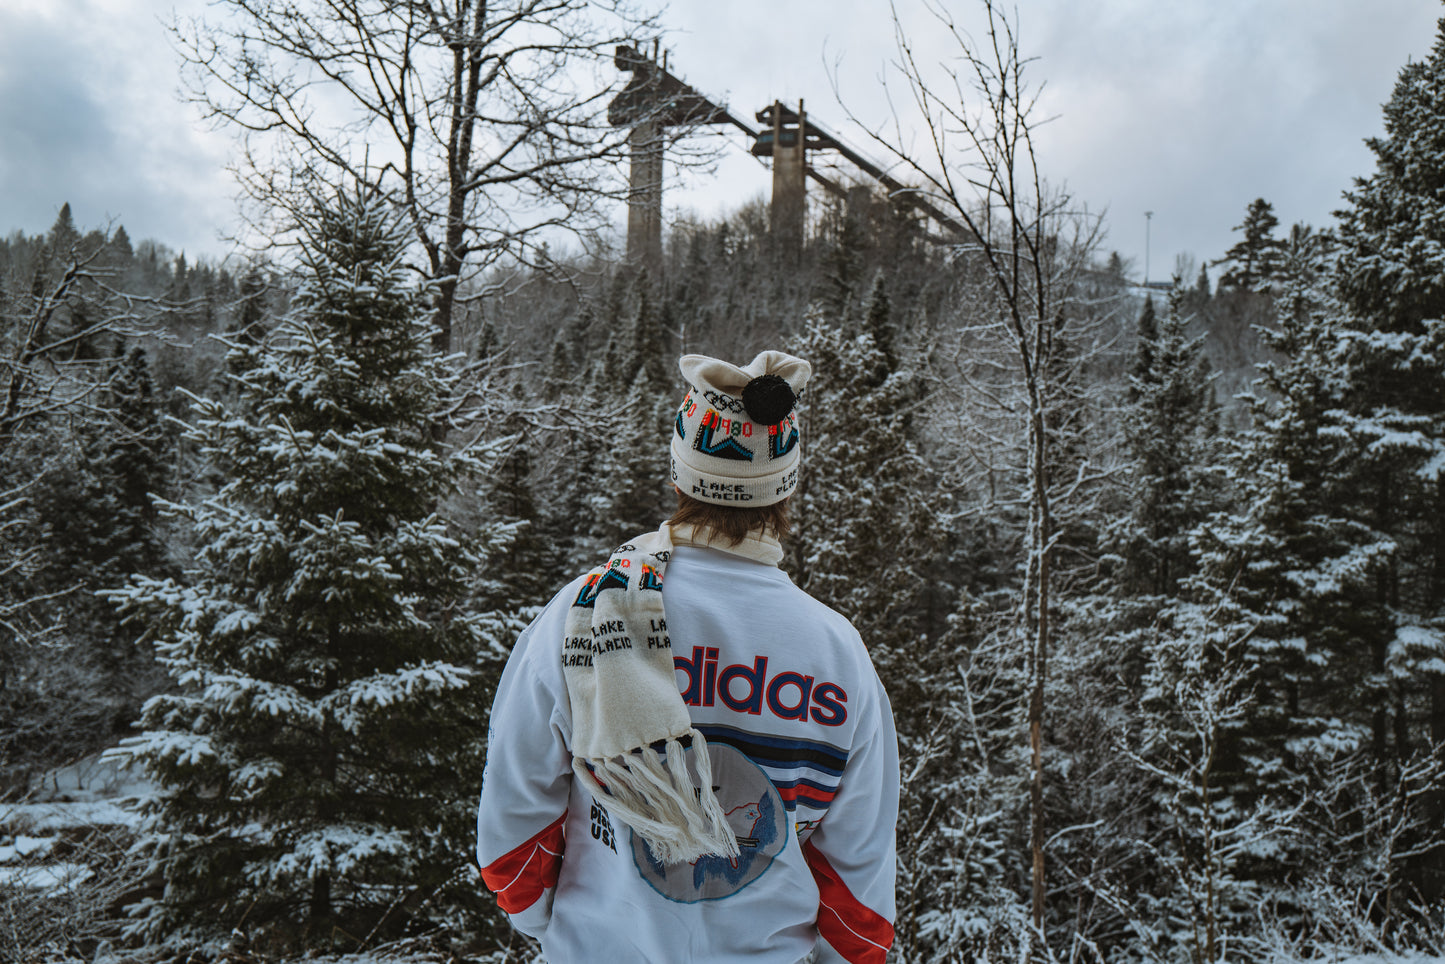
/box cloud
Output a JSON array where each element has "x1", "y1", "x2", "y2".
[
  {"x1": 0, "y1": 0, "x2": 1436, "y2": 272},
  {"x1": 0, "y1": 11, "x2": 123, "y2": 233},
  {"x1": 660, "y1": 0, "x2": 1438, "y2": 274},
  {"x1": 0, "y1": 0, "x2": 232, "y2": 256},
  {"x1": 1024, "y1": 0, "x2": 1438, "y2": 267}
]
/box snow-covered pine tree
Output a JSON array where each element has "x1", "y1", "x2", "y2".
[
  {"x1": 1330, "y1": 13, "x2": 1445, "y2": 902},
  {"x1": 1213, "y1": 198, "x2": 1286, "y2": 291},
  {"x1": 790, "y1": 288, "x2": 972, "y2": 960},
  {"x1": 567, "y1": 274, "x2": 676, "y2": 554},
  {"x1": 1189, "y1": 243, "x2": 1390, "y2": 906},
  {"x1": 1128, "y1": 296, "x2": 1159, "y2": 395},
  {"x1": 1109, "y1": 288, "x2": 1221, "y2": 599},
  {"x1": 625, "y1": 270, "x2": 670, "y2": 395},
  {"x1": 47, "y1": 202, "x2": 80, "y2": 258},
  {"x1": 103, "y1": 347, "x2": 171, "y2": 551},
  {"x1": 471, "y1": 384, "x2": 557, "y2": 611},
  {"x1": 892, "y1": 597, "x2": 1034, "y2": 964},
  {"x1": 106, "y1": 189, "x2": 512, "y2": 948},
  {"x1": 1132, "y1": 601, "x2": 1281, "y2": 964},
  {"x1": 790, "y1": 285, "x2": 941, "y2": 654},
  {"x1": 0, "y1": 236, "x2": 175, "y2": 773},
  {"x1": 1056, "y1": 288, "x2": 1237, "y2": 956},
  {"x1": 616, "y1": 368, "x2": 674, "y2": 532},
  {"x1": 530, "y1": 308, "x2": 603, "y2": 576},
  {"x1": 228, "y1": 264, "x2": 271, "y2": 347},
  {"x1": 542, "y1": 326, "x2": 572, "y2": 402},
  {"x1": 30, "y1": 345, "x2": 172, "y2": 715},
  {"x1": 815, "y1": 193, "x2": 867, "y2": 321}
]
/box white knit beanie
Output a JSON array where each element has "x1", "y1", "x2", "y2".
[{"x1": 669, "y1": 350, "x2": 812, "y2": 507}]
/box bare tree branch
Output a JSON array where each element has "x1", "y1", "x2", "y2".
[{"x1": 171, "y1": 0, "x2": 666, "y2": 351}]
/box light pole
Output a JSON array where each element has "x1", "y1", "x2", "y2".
[{"x1": 1144, "y1": 210, "x2": 1153, "y2": 287}]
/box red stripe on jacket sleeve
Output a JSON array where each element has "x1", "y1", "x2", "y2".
[
  {"x1": 481, "y1": 813, "x2": 567, "y2": 914},
  {"x1": 803, "y1": 839, "x2": 894, "y2": 964}
]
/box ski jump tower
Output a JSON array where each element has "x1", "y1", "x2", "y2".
[
  {"x1": 608, "y1": 44, "x2": 755, "y2": 274},
  {"x1": 753, "y1": 100, "x2": 816, "y2": 258},
  {"x1": 609, "y1": 45, "x2": 967, "y2": 275},
  {"x1": 751, "y1": 100, "x2": 969, "y2": 248}
]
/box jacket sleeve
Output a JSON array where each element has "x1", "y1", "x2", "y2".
[
  {"x1": 804, "y1": 669, "x2": 899, "y2": 964},
  {"x1": 476, "y1": 599, "x2": 575, "y2": 940}
]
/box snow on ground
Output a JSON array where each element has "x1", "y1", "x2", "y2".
[
  {"x1": 0, "y1": 861, "x2": 93, "y2": 889},
  {"x1": 0, "y1": 750, "x2": 150, "y2": 894},
  {"x1": 2, "y1": 798, "x2": 141, "y2": 833},
  {"x1": 0, "y1": 833, "x2": 52, "y2": 861},
  {"x1": 25, "y1": 750, "x2": 153, "y2": 804}
]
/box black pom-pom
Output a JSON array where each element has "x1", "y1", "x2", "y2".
[{"x1": 742, "y1": 373, "x2": 797, "y2": 425}]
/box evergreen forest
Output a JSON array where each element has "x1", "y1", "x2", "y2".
[{"x1": 3, "y1": 2, "x2": 1445, "y2": 962}]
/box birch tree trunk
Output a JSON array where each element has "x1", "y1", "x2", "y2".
[{"x1": 838, "y1": 2, "x2": 1110, "y2": 955}]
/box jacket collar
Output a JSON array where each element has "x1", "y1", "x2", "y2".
[{"x1": 666, "y1": 523, "x2": 783, "y2": 568}]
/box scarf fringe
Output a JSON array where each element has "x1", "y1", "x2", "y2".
[{"x1": 573, "y1": 728, "x2": 740, "y2": 865}]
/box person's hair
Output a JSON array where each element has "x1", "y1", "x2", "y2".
[{"x1": 668, "y1": 490, "x2": 790, "y2": 547}]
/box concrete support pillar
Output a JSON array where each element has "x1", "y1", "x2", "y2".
[
  {"x1": 626, "y1": 120, "x2": 664, "y2": 274},
  {"x1": 770, "y1": 100, "x2": 807, "y2": 258}
]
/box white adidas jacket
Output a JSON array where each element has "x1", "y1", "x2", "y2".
[{"x1": 476, "y1": 537, "x2": 899, "y2": 963}]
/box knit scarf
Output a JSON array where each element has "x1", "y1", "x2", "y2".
[{"x1": 562, "y1": 523, "x2": 782, "y2": 864}]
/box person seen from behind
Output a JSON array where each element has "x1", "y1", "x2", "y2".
[{"x1": 476, "y1": 350, "x2": 899, "y2": 963}]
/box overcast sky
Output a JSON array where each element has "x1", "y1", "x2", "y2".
[{"x1": 1, "y1": 0, "x2": 1439, "y2": 281}]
